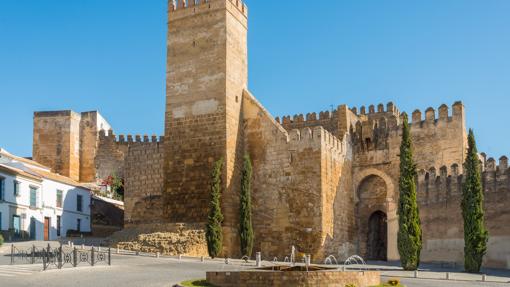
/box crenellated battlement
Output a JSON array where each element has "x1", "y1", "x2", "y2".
[
  {"x1": 415, "y1": 156, "x2": 509, "y2": 205},
  {"x1": 99, "y1": 129, "x2": 164, "y2": 145},
  {"x1": 351, "y1": 102, "x2": 400, "y2": 117},
  {"x1": 482, "y1": 155, "x2": 509, "y2": 173},
  {"x1": 168, "y1": 0, "x2": 248, "y2": 18},
  {"x1": 276, "y1": 109, "x2": 337, "y2": 125},
  {"x1": 410, "y1": 101, "x2": 464, "y2": 126},
  {"x1": 417, "y1": 155, "x2": 509, "y2": 184},
  {"x1": 287, "y1": 126, "x2": 348, "y2": 155}
]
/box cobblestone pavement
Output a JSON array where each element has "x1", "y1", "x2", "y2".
[{"x1": 0, "y1": 241, "x2": 509, "y2": 287}]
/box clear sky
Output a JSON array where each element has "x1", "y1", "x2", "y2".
[{"x1": 0, "y1": 0, "x2": 509, "y2": 160}]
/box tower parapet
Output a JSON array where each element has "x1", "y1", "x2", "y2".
[{"x1": 168, "y1": 0, "x2": 248, "y2": 21}]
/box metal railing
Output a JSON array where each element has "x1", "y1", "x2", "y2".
[{"x1": 10, "y1": 244, "x2": 111, "y2": 271}]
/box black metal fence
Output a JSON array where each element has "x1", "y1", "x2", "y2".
[{"x1": 10, "y1": 244, "x2": 111, "y2": 271}]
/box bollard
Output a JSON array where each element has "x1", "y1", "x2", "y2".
[
  {"x1": 68, "y1": 241, "x2": 71, "y2": 247},
  {"x1": 178, "y1": 254, "x2": 182, "y2": 261},
  {"x1": 91, "y1": 247, "x2": 95, "y2": 266},
  {"x1": 446, "y1": 272, "x2": 450, "y2": 280},
  {"x1": 156, "y1": 252, "x2": 160, "y2": 258},
  {"x1": 81, "y1": 244, "x2": 85, "y2": 250},
  {"x1": 136, "y1": 251, "x2": 140, "y2": 256},
  {"x1": 256, "y1": 252, "x2": 262, "y2": 267},
  {"x1": 73, "y1": 247, "x2": 78, "y2": 267},
  {"x1": 201, "y1": 256, "x2": 205, "y2": 262},
  {"x1": 31, "y1": 245, "x2": 36, "y2": 264},
  {"x1": 98, "y1": 246, "x2": 101, "y2": 252},
  {"x1": 108, "y1": 248, "x2": 111, "y2": 266},
  {"x1": 71, "y1": 242, "x2": 74, "y2": 248},
  {"x1": 116, "y1": 247, "x2": 120, "y2": 254},
  {"x1": 414, "y1": 270, "x2": 418, "y2": 278},
  {"x1": 482, "y1": 274, "x2": 487, "y2": 282},
  {"x1": 10, "y1": 244, "x2": 14, "y2": 265},
  {"x1": 58, "y1": 243, "x2": 63, "y2": 269}
]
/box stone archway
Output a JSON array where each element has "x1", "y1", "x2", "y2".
[
  {"x1": 356, "y1": 174, "x2": 388, "y2": 260},
  {"x1": 367, "y1": 211, "x2": 387, "y2": 260}
]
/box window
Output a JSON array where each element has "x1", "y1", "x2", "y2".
[
  {"x1": 30, "y1": 186, "x2": 37, "y2": 208},
  {"x1": 13, "y1": 181, "x2": 20, "y2": 197},
  {"x1": 0, "y1": 177, "x2": 5, "y2": 201},
  {"x1": 12, "y1": 215, "x2": 21, "y2": 236},
  {"x1": 77, "y1": 218, "x2": 81, "y2": 232},
  {"x1": 57, "y1": 216, "x2": 61, "y2": 236},
  {"x1": 77, "y1": 195, "x2": 83, "y2": 212},
  {"x1": 56, "y1": 190, "x2": 63, "y2": 208}
]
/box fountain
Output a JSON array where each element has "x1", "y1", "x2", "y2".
[
  {"x1": 324, "y1": 254, "x2": 338, "y2": 265},
  {"x1": 206, "y1": 252, "x2": 380, "y2": 287}
]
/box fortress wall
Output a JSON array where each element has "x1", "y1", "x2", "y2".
[
  {"x1": 352, "y1": 102, "x2": 466, "y2": 171},
  {"x1": 243, "y1": 91, "x2": 321, "y2": 259},
  {"x1": 320, "y1": 129, "x2": 356, "y2": 260},
  {"x1": 96, "y1": 131, "x2": 165, "y2": 225},
  {"x1": 243, "y1": 91, "x2": 354, "y2": 261},
  {"x1": 408, "y1": 102, "x2": 467, "y2": 171},
  {"x1": 243, "y1": 91, "x2": 294, "y2": 258},
  {"x1": 124, "y1": 138, "x2": 165, "y2": 225},
  {"x1": 417, "y1": 159, "x2": 510, "y2": 268}
]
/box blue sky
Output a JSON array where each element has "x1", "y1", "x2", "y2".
[{"x1": 0, "y1": 0, "x2": 509, "y2": 159}]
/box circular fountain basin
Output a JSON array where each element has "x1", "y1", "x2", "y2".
[{"x1": 206, "y1": 265, "x2": 380, "y2": 287}]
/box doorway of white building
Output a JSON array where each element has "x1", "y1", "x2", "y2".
[
  {"x1": 12, "y1": 215, "x2": 21, "y2": 238},
  {"x1": 44, "y1": 217, "x2": 50, "y2": 241},
  {"x1": 30, "y1": 217, "x2": 36, "y2": 240}
]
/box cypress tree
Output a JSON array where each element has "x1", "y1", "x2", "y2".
[
  {"x1": 240, "y1": 154, "x2": 254, "y2": 257},
  {"x1": 462, "y1": 129, "x2": 488, "y2": 273},
  {"x1": 397, "y1": 114, "x2": 422, "y2": 271},
  {"x1": 206, "y1": 158, "x2": 224, "y2": 259}
]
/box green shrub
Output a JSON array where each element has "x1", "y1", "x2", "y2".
[
  {"x1": 206, "y1": 159, "x2": 224, "y2": 259},
  {"x1": 397, "y1": 114, "x2": 422, "y2": 271},
  {"x1": 0, "y1": 234, "x2": 4, "y2": 246},
  {"x1": 462, "y1": 129, "x2": 488, "y2": 273},
  {"x1": 179, "y1": 279, "x2": 217, "y2": 287},
  {"x1": 239, "y1": 154, "x2": 254, "y2": 257}
]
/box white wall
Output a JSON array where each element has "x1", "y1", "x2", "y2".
[{"x1": 0, "y1": 170, "x2": 91, "y2": 241}]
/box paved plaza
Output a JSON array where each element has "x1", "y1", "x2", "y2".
[{"x1": 1, "y1": 242, "x2": 509, "y2": 287}]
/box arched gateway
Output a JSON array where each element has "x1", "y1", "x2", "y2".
[
  {"x1": 367, "y1": 210, "x2": 387, "y2": 260},
  {"x1": 355, "y1": 170, "x2": 397, "y2": 261}
]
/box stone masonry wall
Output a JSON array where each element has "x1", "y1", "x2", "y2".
[
  {"x1": 417, "y1": 158, "x2": 510, "y2": 269},
  {"x1": 243, "y1": 91, "x2": 354, "y2": 261},
  {"x1": 33, "y1": 111, "x2": 81, "y2": 181},
  {"x1": 164, "y1": 0, "x2": 248, "y2": 257},
  {"x1": 124, "y1": 137, "x2": 165, "y2": 224},
  {"x1": 96, "y1": 132, "x2": 165, "y2": 224}
]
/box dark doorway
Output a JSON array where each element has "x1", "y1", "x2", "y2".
[
  {"x1": 44, "y1": 217, "x2": 51, "y2": 241},
  {"x1": 30, "y1": 217, "x2": 36, "y2": 240},
  {"x1": 367, "y1": 211, "x2": 387, "y2": 261}
]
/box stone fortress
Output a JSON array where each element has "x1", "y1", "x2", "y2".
[{"x1": 31, "y1": 0, "x2": 510, "y2": 268}]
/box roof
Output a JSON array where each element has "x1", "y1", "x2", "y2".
[
  {"x1": 92, "y1": 194, "x2": 124, "y2": 206},
  {"x1": 30, "y1": 168, "x2": 91, "y2": 190},
  {"x1": 0, "y1": 164, "x2": 43, "y2": 182},
  {"x1": 0, "y1": 148, "x2": 50, "y2": 170}
]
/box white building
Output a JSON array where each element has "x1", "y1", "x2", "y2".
[{"x1": 0, "y1": 148, "x2": 91, "y2": 241}]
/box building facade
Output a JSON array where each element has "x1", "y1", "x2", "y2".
[
  {"x1": 31, "y1": 0, "x2": 510, "y2": 269},
  {"x1": 0, "y1": 149, "x2": 91, "y2": 241}
]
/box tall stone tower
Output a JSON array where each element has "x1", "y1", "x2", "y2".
[
  {"x1": 164, "y1": 0, "x2": 248, "y2": 256},
  {"x1": 33, "y1": 110, "x2": 112, "y2": 182}
]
